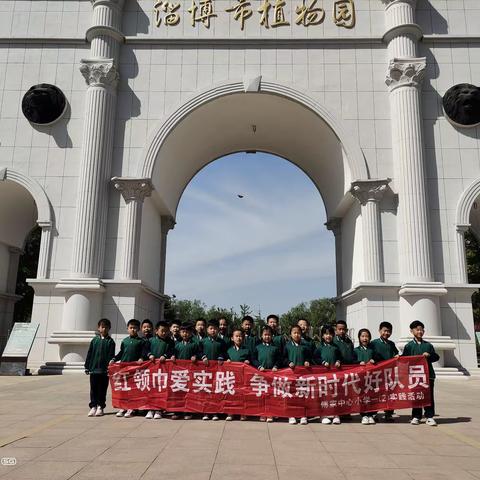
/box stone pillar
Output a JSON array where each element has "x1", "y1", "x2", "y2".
[
  {"x1": 350, "y1": 179, "x2": 390, "y2": 283},
  {"x1": 37, "y1": 222, "x2": 53, "y2": 279},
  {"x1": 456, "y1": 225, "x2": 469, "y2": 284},
  {"x1": 70, "y1": 0, "x2": 124, "y2": 278},
  {"x1": 51, "y1": 0, "x2": 126, "y2": 370},
  {"x1": 112, "y1": 178, "x2": 153, "y2": 280},
  {"x1": 71, "y1": 68, "x2": 119, "y2": 277},
  {"x1": 159, "y1": 216, "x2": 175, "y2": 293},
  {"x1": 386, "y1": 57, "x2": 433, "y2": 283},
  {"x1": 326, "y1": 218, "x2": 343, "y2": 296},
  {"x1": 382, "y1": 0, "x2": 455, "y2": 365}
]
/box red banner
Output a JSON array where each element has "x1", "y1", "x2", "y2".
[{"x1": 109, "y1": 356, "x2": 431, "y2": 417}]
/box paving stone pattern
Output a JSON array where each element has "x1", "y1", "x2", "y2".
[{"x1": 1, "y1": 375, "x2": 480, "y2": 479}]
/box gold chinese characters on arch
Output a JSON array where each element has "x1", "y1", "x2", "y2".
[{"x1": 154, "y1": 0, "x2": 355, "y2": 30}]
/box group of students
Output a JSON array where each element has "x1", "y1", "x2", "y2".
[{"x1": 84, "y1": 314, "x2": 439, "y2": 427}]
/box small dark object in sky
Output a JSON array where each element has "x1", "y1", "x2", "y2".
[
  {"x1": 237, "y1": 194, "x2": 244, "y2": 198},
  {"x1": 22, "y1": 83, "x2": 67, "y2": 125}
]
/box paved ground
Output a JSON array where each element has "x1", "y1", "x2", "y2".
[{"x1": 0, "y1": 375, "x2": 480, "y2": 480}]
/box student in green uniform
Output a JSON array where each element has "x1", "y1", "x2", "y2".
[
  {"x1": 173, "y1": 322, "x2": 202, "y2": 361},
  {"x1": 402, "y1": 320, "x2": 439, "y2": 426},
  {"x1": 241, "y1": 315, "x2": 259, "y2": 358},
  {"x1": 371, "y1": 321, "x2": 399, "y2": 421},
  {"x1": 314, "y1": 325, "x2": 342, "y2": 369},
  {"x1": 171, "y1": 322, "x2": 201, "y2": 420},
  {"x1": 314, "y1": 325, "x2": 342, "y2": 425},
  {"x1": 136, "y1": 319, "x2": 155, "y2": 420},
  {"x1": 266, "y1": 314, "x2": 286, "y2": 355},
  {"x1": 194, "y1": 318, "x2": 207, "y2": 344},
  {"x1": 297, "y1": 318, "x2": 316, "y2": 357},
  {"x1": 256, "y1": 325, "x2": 281, "y2": 372},
  {"x1": 285, "y1": 325, "x2": 311, "y2": 425},
  {"x1": 226, "y1": 328, "x2": 251, "y2": 421},
  {"x1": 141, "y1": 319, "x2": 154, "y2": 340},
  {"x1": 201, "y1": 319, "x2": 227, "y2": 364},
  {"x1": 85, "y1": 318, "x2": 116, "y2": 417},
  {"x1": 354, "y1": 328, "x2": 376, "y2": 425},
  {"x1": 201, "y1": 319, "x2": 227, "y2": 421},
  {"x1": 354, "y1": 329, "x2": 375, "y2": 367},
  {"x1": 110, "y1": 318, "x2": 145, "y2": 418},
  {"x1": 227, "y1": 328, "x2": 252, "y2": 364},
  {"x1": 144, "y1": 320, "x2": 175, "y2": 420},
  {"x1": 334, "y1": 320, "x2": 355, "y2": 365},
  {"x1": 218, "y1": 317, "x2": 230, "y2": 343},
  {"x1": 170, "y1": 319, "x2": 181, "y2": 343},
  {"x1": 255, "y1": 325, "x2": 281, "y2": 423}
]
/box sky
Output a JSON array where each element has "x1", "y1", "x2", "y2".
[{"x1": 164, "y1": 152, "x2": 336, "y2": 316}]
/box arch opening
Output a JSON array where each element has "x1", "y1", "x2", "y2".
[
  {"x1": 0, "y1": 179, "x2": 39, "y2": 353},
  {"x1": 137, "y1": 87, "x2": 367, "y2": 300},
  {"x1": 143, "y1": 86, "x2": 368, "y2": 221},
  {"x1": 456, "y1": 180, "x2": 480, "y2": 366},
  {"x1": 163, "y1": 152, "x2": 336, "y2": 314}
]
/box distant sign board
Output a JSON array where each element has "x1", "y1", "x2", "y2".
[
  {"x1": 0, "y1": 322, "x2": 39, "y2": 376},
  {"x1": 2, "y1": 323, "x2": 39, "y2": 357}
]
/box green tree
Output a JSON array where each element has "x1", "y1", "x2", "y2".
[
  {"x1": 239, "y1": 304, "x2": 252, "y2": 318},
  {"x1": 164, "y1": 298, "x2": 207, "y2": 322},
  {"x1": 14, "y1": 226, "x2": 41, "y2": 324},
  {"x1": 280, "y1": 298, "x2": 336, "y2": 338},
  {"x1": 205, "y1": 305, "x2": 235, "y2": 323},
  {"x1": 280, "y1": 302, "x2": 310, "y2": 334},
  {"x1": 465, "y1": 230, "x2": 480, "y2": 331},
  {"x1": 310, "y1": 298, "x2": 336, "y2": 329}
]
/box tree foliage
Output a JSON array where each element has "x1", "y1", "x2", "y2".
[
  {"x1": 164, "y1": 298, "x2": 208, "y2": 323},
  {"x1": 163, "y1": 296, "x2": 336, "y2": 338},
  {"x1": 280, "y1": 298, "x2": 336, "y2": 337},
  {"x1": 465, "y1": 229, "x2": 480, "y2": 331},
  {"x1": 14, "y1": 226, "x2": 40, "y2": 324}
]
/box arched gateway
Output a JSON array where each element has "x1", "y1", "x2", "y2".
[{"x1": 0, "y1": 0, "x2": 478, "y2": 375}]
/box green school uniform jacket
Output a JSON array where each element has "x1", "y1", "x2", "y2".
[
  {"x1": 218, "y1": 333, "x2": 231, "y2": 348},
  {"x1": 85, "y1": 335, "x2": 116, "y2": 374},
  {"x1": 193, "y1": 334, "x2": 206, "y2": 345},
  {"x1": 284, "y1": 340, "x2": 311, "y2": 366},
  {"x1": 371, "y1": 337, "x2": 399, "y2": 362},
  {"x1": 272, "y1": 333, "x2": 286, "y2": 354},
  {"x1": 242, "y1": 333, "x2": 259, "y2": 358},
  {"x1": 174, "y1": 339, "x2": 202, "y2": 360},
  {"x1": 301, "y1": 335, "x2": 316, "y2": 356},
  {"x1": 354, "y1": 345, "x2": 375, "y2": 364},
  {"x1": 146, "y1": 336, "x2": 174, "y2": 359},
  {"x1": 227, "y1": 345, "x2": 252, "y2": 363},
  {"x1": 333, "y1": 335, "x2": 355, "y2": 364},
  {"x1": 314, "y1": 342, "x2": 341, "y2": 366},
  {"x1": 256, "y1": 343, "x2": 281, "y2": 369},
  {"x1": 113, "y1": 336, "x2": 145, "y2": 362},
  {"x1": 402, "y1": 339, "x2": 439, "y2": 379},
  {"x1": 201, "y1": 336, "x2": 227, "y2": 360}
]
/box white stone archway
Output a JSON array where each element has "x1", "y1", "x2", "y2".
[
  {"x1": 456, "y1": 178, "x2": 480, "y2": 284},
  {"x1": 1, "y1": 168, "x2": 54, "y2": 279},
  {"x1": 138, "y1": 79, "x2": 370, "y2": 193},
  {"x1": 112, "y1": 80, "x2": 393, "y2": 326},
  {"x1": 0, "y1": 168, "x2": 54, "y2": 353}
]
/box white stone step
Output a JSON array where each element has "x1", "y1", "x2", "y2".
[
  {"x1": 35, "y1": 362, "x2": 85, "y2": 375},
  {"x1": 434, "y1": 367, "x2": 468, "y2": 378}
]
